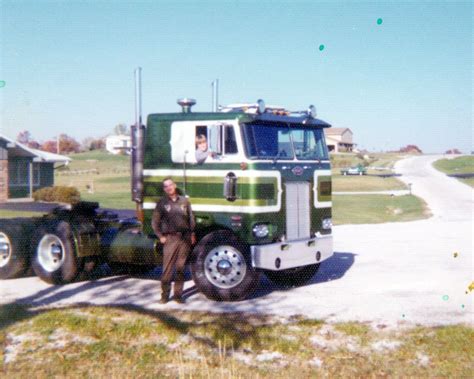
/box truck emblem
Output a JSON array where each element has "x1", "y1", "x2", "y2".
[{"x1": 292, "y1": 166, "x2": 304, "y2": 176}]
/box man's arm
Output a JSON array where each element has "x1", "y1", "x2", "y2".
[{"x1": 187, "y1": 199, "x2": 197, "y2": 245}]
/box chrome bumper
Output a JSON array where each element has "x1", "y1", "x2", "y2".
[{"x1": 250, "y1": 234, "x2": 333, "y2": 271}]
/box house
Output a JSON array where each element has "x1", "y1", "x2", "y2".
[
  {"x1": 105, "y1": 134, "x2": 131, "y2": 155},
  {"x1": 0, "y1": 134, "x2": 71, "y2": 202},
  {"x1": 324, "y1": 128, "x2": 356, "y2": 153}
]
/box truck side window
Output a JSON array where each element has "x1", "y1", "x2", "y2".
[
  {"x1": 204, "y1": 124, "x2": 238, "y2": 158},
  {"x1": 224, "y1": 126, "x2": 238, "y2": 154},
  {"x1": 195, "y1": 125, "x2": 212, "y2": 164}
]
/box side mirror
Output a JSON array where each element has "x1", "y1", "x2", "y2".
[
  {"x1": 224, "y1": 172, "x2": 238, "y2": 202},
  {"x1": 208, "y1": 124, "x2": 222, "y2": 155}
]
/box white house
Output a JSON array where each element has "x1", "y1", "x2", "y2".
[
  {"x1": 324, "y1": 128, "x2": 356, "y2": 153},
  {"x1": 105, "y1": 135, "x2": 131, "y2": 155}
]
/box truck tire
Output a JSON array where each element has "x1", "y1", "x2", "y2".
[
  {"x1": 0, "y1": 224, "x2": 29, "y2": 279},
  {"x1": 191, "y1": 230, "x2": 259, "y2": 302},
  {"x1": 264, "y1": 264, "x2": 320, "y2": 287},
  {"x1": 31, "y1": 221, "x2": 81, "y2": 284}
]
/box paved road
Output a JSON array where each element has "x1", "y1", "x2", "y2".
[{"x1": 1, "y1": 155, "x2": 472, "y2": 327}]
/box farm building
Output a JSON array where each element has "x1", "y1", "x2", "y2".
[
  {"x1": 0, "y1": 134, "x2": 71, "y2": 201},
  {"x1": 324, "y1": 128, "x2": 356, "y2": 153}
]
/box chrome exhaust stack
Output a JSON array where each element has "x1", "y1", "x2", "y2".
[
  {"x1": 212, "y1": 79, "x2": 219, "y2": 112},
  {"x1": 131, "y1": 67, "x2": 145, "y2": 221}
]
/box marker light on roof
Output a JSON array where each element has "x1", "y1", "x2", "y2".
[
  {"x1": 257, "y1": 99, "x2": 266, "y2": 114},
  {"x1": 307, "y1": 105, "x2": 317, "y2": 118}
]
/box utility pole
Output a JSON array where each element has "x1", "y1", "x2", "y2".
[{"x1": 57, "y1": 135, "x2": 60, "y2": 154}]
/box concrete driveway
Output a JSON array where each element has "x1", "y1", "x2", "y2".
[{"x1": 1, "y1": 155, "x2": 472, "y2": 327}]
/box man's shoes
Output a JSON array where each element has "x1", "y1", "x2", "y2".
[{"x1": 174, "y1": 296, "x2": 185, "y2": 304}]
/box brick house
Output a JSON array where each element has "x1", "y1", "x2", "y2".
[{"x1": 0, "y1": 135, "x2": 71, "y2": 202}]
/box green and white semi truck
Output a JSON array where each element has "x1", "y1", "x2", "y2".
[{"x1": 0, "y1": 68, "x2": 333, "y2": 301}]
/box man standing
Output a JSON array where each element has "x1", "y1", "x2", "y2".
[{"x1": 152, "y1": 178, "x2": 196, "y2": 304}]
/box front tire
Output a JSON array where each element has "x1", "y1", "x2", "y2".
[
  {"x1": 264, "y1": 264, "x2": 320, "y2": 287},
  {"x1": 191, "y1": 230, "x2": 259, "y2": 301},
  {"x1": 31, "y1": 221, "x2": 81, "y2": 284},
  {"x1": 0, "y1": 223, "x2": 29, "y2": 279}
]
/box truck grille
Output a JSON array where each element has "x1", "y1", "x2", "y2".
[{"x1": 285, "y1": 182, "x2": 310, "y2": 240}]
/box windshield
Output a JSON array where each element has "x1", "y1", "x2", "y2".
[{"x1": 243, "y1": 122, "x2": 329, "y2": 161}]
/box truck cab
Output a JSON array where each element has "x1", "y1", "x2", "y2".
[{"x1": 137, "y1": 99, "x2": 333, "y2": 300}]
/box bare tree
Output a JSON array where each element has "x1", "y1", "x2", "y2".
[{"x1": 114, "y1": 124, "x2": 129, "y2": 136}]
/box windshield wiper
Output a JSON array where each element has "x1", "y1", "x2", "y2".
[{"x1": 272, "y1": 149, "x2": 288, "y2": 164}]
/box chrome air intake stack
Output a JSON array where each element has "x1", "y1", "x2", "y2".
[{"x1": 177, "y1": 98, "x2": 196, "y2": 113}]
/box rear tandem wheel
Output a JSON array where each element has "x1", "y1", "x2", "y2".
[
  {"x1": 0, "y1": 222, "x2": 30, "y2": 279},
  {"x1": 31, "y1": 221, "x2": 82, "y2": 284}
]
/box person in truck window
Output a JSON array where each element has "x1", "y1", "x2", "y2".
[
  {"x1": 195, "y1": 134, "x2": 215, "y2": 164},
  {"x1": 152, "y1": 178, "x2": 196, "y2": 304}
]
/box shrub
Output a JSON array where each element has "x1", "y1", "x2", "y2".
[{"x1": 33, "y1": 186, "x2": 81, "y2": 204}]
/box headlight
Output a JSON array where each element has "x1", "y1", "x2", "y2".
[
  {"x1": 253, "y1": 224, "x2": 269, "y2": 238},
  {"x1": 322, "y1": 218, "x2": 332, "y2": 230}
]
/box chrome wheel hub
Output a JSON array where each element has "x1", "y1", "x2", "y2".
[
  {"x1": 204, "y1": 245, "x2": 247, "y2": 289},
  {"x1": 0, "y1": 233, "x2": 12, "y2": 268},
  {"x1": 37, "y1": 234, "x2": 66, "y2": 272}
]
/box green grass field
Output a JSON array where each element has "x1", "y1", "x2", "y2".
[
  {"x1": 51, "y1": 150, "x2": 429, "y2": 222},
  {"x1": 0, "y1": 209, "x2": 45, "y2": 219},
  {"x1": 1, "y1": 304, "x2": 471, "y2": 377},
  {"x1": 433, "y1": 156, "x2": 474, "y2": 187},
  {"x1": 333, "y1": 194, "x2": 430, "y2": 225},
  {"x1": 55, "y1": 150, "x2": 134, "y2": 209},
  {"x1": 332, "y1": 174, "x2": 407, "y2": 192}
]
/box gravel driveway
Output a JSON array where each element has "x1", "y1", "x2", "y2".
[{"x1": 1, "y1": 155, "x2": 472, "y2": 327}]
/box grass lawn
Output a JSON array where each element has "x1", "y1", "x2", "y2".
[
  {"x1": 52, "y1": 151, "x2": 428, "y2": 220},
  {"x1": 330, "y1": 152, "x2": 407, "y2": 169},
  {"x1": 332, "y1": 194, "x2": 430, "y2": 225},
  {"x1": 331, "y1": 152, "x2": 408, "y2": 192},
  {"x1": 55, "y1": 151, "x2": 133, "y2": 209},
  {"x1": 0, "y1": 209, "x2": 45, "y2": 219},
  {"x1": 332, "y1": 174, "x2": 407, "y2": 192},
  {"x1": 1, "y1": 304, "x2": 472, "y2": 377},
  {"x1": 81, "y1": 191, "x2": 135, "y2": 209},
  {"x1": 433, "y1": 156, "x2": 474, "y2": 187}
]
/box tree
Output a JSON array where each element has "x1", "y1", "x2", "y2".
[
  {"x1": 399, "y1": 145, "x2": 422, "y2": 154},
  {"x1": 82, "y1": 136, "x2": 105, "y2": 151},
  {"x1": 41, "y1": 140, "x2": 58, "y2": 153},
  {"x1": 114, "y1": 123, "x2": 130, "y2": 136},
  {"x1": 40, "y1": 134, "x2": 80, "y2": 154},
  {"x1": 445, "y1": 148, "x2": 461, "y2": 154},
  {"x1": 58, "y1": 134, "x2": 80, "y2": 154},
  {"x1": 16, "y1": 130, "x2": 40, "y2": 148},
  {"x1": 16, "y1": 130, "x2": 32, "y2": 144}
]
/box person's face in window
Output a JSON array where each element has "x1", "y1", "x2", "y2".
[{"x1": 197, "y1": 140, "x2": 208, "y2": 152}]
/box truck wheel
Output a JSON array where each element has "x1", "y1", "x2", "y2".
[
  {"x1": 31, "y1": 221, "x2": 81, "y2": 284},
  {"x1": 264, "y1": 264, "x2": 320, "y2": 287},
  {"x1": 191, "y1": 230, "x2": 259, "y2": 301},
  {"x1": 0, "y1": 224, "x2": 29, "y2": 279}
]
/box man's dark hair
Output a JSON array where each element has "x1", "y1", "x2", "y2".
[{"x1": 162, "y1": 177, "x2": 174, "y2": 187}]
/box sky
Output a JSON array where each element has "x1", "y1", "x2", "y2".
[{"x1": 0, "y1": 0, "x2": 472, "y2": 153}]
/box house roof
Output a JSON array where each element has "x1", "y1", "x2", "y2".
[
  {"x1": 324, "y1": 127, "x2": 352, "y2": 135},
  {"x1": 0, "y1": 134, "x2": 72, "y2": 163}
]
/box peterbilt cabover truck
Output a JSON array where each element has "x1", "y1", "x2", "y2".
[{"x1": 0, "y1": 69, "x2": 333, "y2": 301}]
